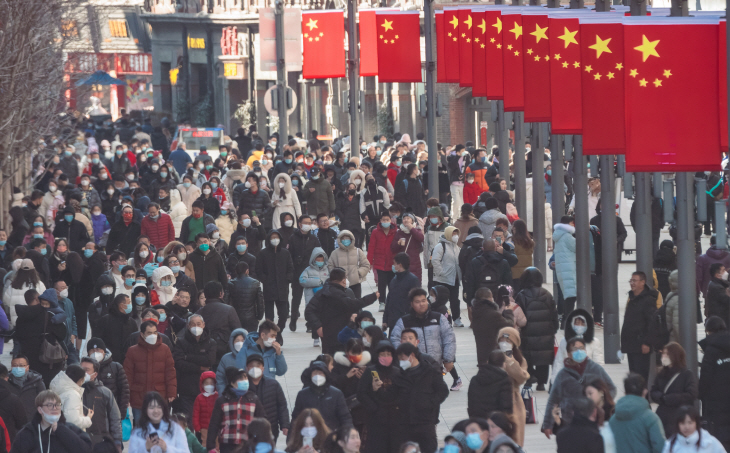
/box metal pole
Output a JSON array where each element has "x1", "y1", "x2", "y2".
[
  {"x1": 497, "y1": 102, "x2": 510, "y2": 184},
  {"x1": 573, "y1": 135, "x2": 592, "y2": 310},
  {"x1": 696, "y1": 178, "x2": 707, "y2": 222},
  {"x1": 716, "y1": 201, "x2": 728, "y2": 249},
  {"x1": 663, "y1": 179, "x2": 675, "y2": 224},
  {"x1": 347, "y1": 0, "x2": 360, "y2": 156},
  {"x1": 532, "y1": 124, "x2": 546, "y2": 276},
  {"x1": 551, "y1": 135, "x2": 565, "y2": 225},
  {"x1": 601, "y1": 155, "x2": 620, "y2": 363},
  {"x1": 274, "y1": 0, "x2": 288, "y2": 143},
  {"x1": 514, "y1": 115, "x2": 527, "y2": 221},
  {"x1": 634, "y1": 173, "x2": 654, "y2": 285},
  {"x1": 424, "y1": 0, "x2": 438, "y2": 197},
  {"x1": 676, "y1": 173, "x2": 697, "y2": 374}
]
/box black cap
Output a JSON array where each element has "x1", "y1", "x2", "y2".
[
  {"x1": 310, "y1": 167, "x2": 321, "y2": 176},
  {"x1": 87, "y1": 337, "x2": 106, "y2": 353},
  {"x1": 246, "y1": 353, "x2": 264, "y2": 366}
]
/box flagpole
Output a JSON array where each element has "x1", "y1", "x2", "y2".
[
  {"x1": 348, "y1": 0, "x2": 360, "y2": 156},
  {"x1": 424, "y1": 0, "x2": 438, "y2": 198},
  {"x1": 275, "y1": 0, "x2": 288, "y2": 145}
]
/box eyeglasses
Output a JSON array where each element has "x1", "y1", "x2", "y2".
[{"x1": 42, "y1": 403, "x2": 62, "y2": 409}]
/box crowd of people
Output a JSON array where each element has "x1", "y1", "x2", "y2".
[{"x1": 0, "y1": 113, "x2": 726, "y2": 453}]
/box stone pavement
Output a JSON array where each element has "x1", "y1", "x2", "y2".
[{"x1": 0, "y1": 230, "x2": 706, "y2": 452}]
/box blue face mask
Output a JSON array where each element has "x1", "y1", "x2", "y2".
[
  {"x1": 341, "y1": 239, "x2": 352, "y2": 247},
  {"x1": 311, "y1": 175, "x2": 319, "y2": 180},
  {"x1": 170, "y1": 265, "x2": 180, "y2": 274},
  {"x1": 33, "y1": 222, "x2": 43, "y2": 227},
  {"x1": 236, "y1": 244, "x2": 247, "y2": 253},
  {"x1": 137, "y1": 279, "x2": 146, "y2": 286},
  {"x1": 92, "y1": 158, "x2": 100, "y2": 165},
  {"x1": 292, "y1": 179, "x2": 299, "y2": 186},
  {"x1": 159, "y1": 313, "x2": 167, "y2": 322},
  {"x1": 466, "y1": 432, "x2": 484, "y2": 450},
  {"x1": 160, "y1": 172, "x2": 168, "y2": 179},
  {"x1": 376, "y1": 150, "x2": 382, "y2": 156},
  {"x1": 160, "y1": 280, "x2": 172, "y2": 287},
  {"x1": 156, "y1": 255, "x2": 164, "y2": 263},
  {"x1": 123, "y1": 303, "x2": 133, "y2": 314},
  {"x1": 0, "y1": 241, "x2": 6, "y2": 247},
  {"x1": 237, "y1": 380, "x2": 249, "y2": 391},
  {"x1": 64, "y1": 215, "x2": 74, "y2": 223},
  {"x1": 135, "y1": 296, "x2": 146, "y2": 305},
  {"x1": 221, "y1": 210, "x2": 228, "y2": 216},
  {"x1": 11, "y1": 367, "x2": 25, "y2": 378},
  {"x1": 118, "y1": 264, "x2": 125, "y2": 273},
  {"x1": 34, "y1": 234, "x2": 44, "y2": 239},
  {"x1": 572, "y1": 349, "x2": 588, "y2": 363},
  {"x1": 546, "y1": 169, "x2": 552, "y2": 176},
  {"x1": 64, "y1": 151, "x2": 72, "y2": 157},
  {"x1": 481, "y1": 156, "x2": 488, "y2": 163},
  {"x1": 361, "y1": 321, "x2": 374, "y2": 329},
  {"x1": 285, "y1": 158, "x2": 292, "y2": 164},
  {"x1": 392, "y1": 265, "x2": 397, "y2": 273},
  {"x1": 84, "y1": 249, "x2": 93, "y2": 258},
  {"x1": 395, "y1": 161, "x2": 402, "y2": 167},
  {"x1": 211, "y1": 182, "x2": 218, "y2": 190},
  {"x1": 255, "y1": 442, "x2": 273, "y2": 453},
  {"x1": 429, "y1": 217, "x2": 439, "y2": 224},
  {"x1": 315, "y1": 260, "x2": 325, "y2": 268},
  {"x1": 183, "y1": 182, "x2": 191, "y2": 188},
  {"x1": 41, "y1": 248, "x2": 47, "y2": 256},
  {"x1": 125, "y1": 278, "x2": 135, "y2": 287},
  {"x1": 199, "y1": 243, "x2": 210, "y2": 252},
  {"x1": 381, "y1": 222, "x2": 391, "y2": 229},
  {"x1": 443, "y1": 445, "x2": 459, "y2": 453}
]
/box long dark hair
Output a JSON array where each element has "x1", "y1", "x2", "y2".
[
  {"x1": 12, "y1": 268, "x2": 40, "y2": 290},
  {"x1": 274, "y1": 175, "x2": 288, "y2": 200},
  {"x1": 322, "y1": 425, "x2": 357, "y2": 453},
  {"x1": 286, "y1": 409, "x2": 330, "y2": 453},
  {"x1": 669, "y1": 406, "x2": 702, "y2": 452},
  {"x1": 584, "y1": 379, "x2": 616, "y2": 419},
  {"x1": 136, "y1": 392, "x2": 173, "y2": 437},
  {"x1": 246, "y1": 418, "x2": 275, "y2": 451},
  {"x1": 511, "y1": 219, "x2": 534, "y2": 250},
  {"x1": 133, "y1": 242, "x2": 151, "y2": 270},
  {"x1": 487, "y1": 411, "x2": 516, "y2": 439}
]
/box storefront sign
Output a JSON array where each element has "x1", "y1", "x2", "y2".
[
  {"x1": 188, "y1": 37, "x2": 205, "y2": 49},
  {"x1": 169, "y1": 67, "x2": 179, "y2": 85},
  {"x1": 224, "y1": 63, "x2": 238, "y2": 77},
  {"x1": 118, "y1": 54, "x2": 152, "y2": 74}
]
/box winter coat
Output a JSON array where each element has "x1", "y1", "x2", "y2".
[
  {"x1": 609, "y1": 395, "x2": 666, "y2": 453},
  {"x1": 706, "y1": 277, "x2": 730, "y2": 325},
  {"x1": 390, "y1": 309, "x2": 456, "y2": 364},
  {"x1": 330, "y1": 351, "x2": 372, "y2": 425},
  {"x1": 193, "y1": 371, "x2": 217, "y2": 432},
  {"x1": 106, "y1": 219, "x2": 141, "y2": 256},
  {"x1": 96, "y1": 351, "x2": 130, "y2": 414},
  {"x1": 661, "y1": 429, "x2": 727, "y2": 453},
  {"x1": 453, "y1": 216, "x2": 479, "y2": 247},
  {"x1": 458, "y1": 232, "x2": 484, "y2": 282},
  {"x1": 90, "y1": 213, "x2": 110, "y2": 243},
  {"x1": 551, "y1": 309, "x2": 601, "y2": 384},
  {"x1": 250, "y1": 375, "x2": 290, "y2": 436},
  {"x1": 167, "y1": 190, "x2": 189, "y2": 236},
  {"x1": 299, "y1": 248, "x2": 330, "y2": 304},
  {"x1": 394, "y1": 176, "x2": 426, "y2": 215},
  {"x1": 229, "y1": 221, "x2": 266, "y2": 257},
  {"x1": 305, "y1": 281, "x2": 378, "y2": 354},
  {"x1": 556, "y1": 415, "x2": 605, "y2": 453},
  {"x1": 328, "y1": 230, "x2": 370, "y2": 285},
  {"x1": 478, "y1": 209, "x2": 508, "y2": 240},
  {"x1": 227, "y1": 274, "x2": 264, "y2": 331},
  {"x1": 383, "y1": 270, "x2": 421, "y2": 328},
  {"x1": 303, "y1": 175, "x2": 336, "y2": 216},
  {"x1": 665, "y1": 271, "x2": 681, "y2": 344},
  {"x1": 215, "y1": 215, "x2": 237, "y2": 244},
  {"x1": 130, "y1": 420, "x2": 189, "y2": 453},
  {"x1": 9, "y1": 413, "x2": 92, "y2": 453},
  {"x1": 270, "y1": 174, "x2": 302, "y2": 229},
  {"x1": 187, "y1": 246, "x2": 228, "y2": 291},
  {"x1": 513, "y1": 241, "x2": 534, "y2": 280},
  {"x1": 431, "y1": 230, "x2": 462, "y2": 286},
  {"x1": 367, "y1": 224, "x2": 397, "y2": 272},
  {"x1": 360, "y1": 184, "x2": 391, "y2": 225},
  {"x1": 178, "y1": 213, "x2": 216, "y2": 244},
  {"x1": 237, "y1": 187, "x2": 271, "y2": 221},
  {"x1": 233, "y1": 332, "x2": 288, "y2": 379},
  {"x1": 621, "y1": 285, "x2": 659, "y2": 354},
  {"x1": 4, "y1": 280, "x2": 46, "y2": 326},
  {"x1": 196, "y1": 298, "x2": 241, "y2": 361},
  {"x1": 0, "y1": 380, "x2": 27, "y2": 442},
  {"x1": 650, "y1": 368, "x2": 699, "y2": 436},
  {"x1": 221, "y1": 168, "x2": 248, "y2": 196},
  {"x1": 288, "y1": 229, "x2": 321, "y2": 275},
  {"x1": 464, "y1": 251, "x2": 513, "y2": 303},
  {"x1": 424, "y1": 219, "x2": 448, "y2": 270},
  {"x1": 471, "y1": 298, "x2": 513, "y2": 365},
  {"x1": 696, "y1": 246, "x2": 730, "y2": 297},
  {"x1": 256, "y1": 230, "x2": 294, "y2": 302},
  {"x1": 215, "y1": 328, "x2": 250, "y2": 394},
  {"x1": 7, "y1": 371, "x2": 46, "y2": 422},
  {"x1": 198, "y1": 194, "x2": 221, "y2": 219},
  {"x1": 391, "y1": 225, "x2": 424, "y2": 280},
  {"x1": 292, "y1": 363, "x2": 351, "y2": 431},
  {"x1": 467, "y1": 364, "x2": 513, "y2": 418},
  {"x1": 74, "y1": 212, "x2": 94, "y2": 239},
  {"x1": 699, "y1": 330, "x2": 730, "y2": 443},
  {"x1": 123, "y1": 333, "x2": 177, "y2": 409},
  {"x1": 335, "y1": 192, "x2": 363, "y2": 234},
  {"x1": 177, "y1": 183, "x2": 202, "y2": 214},
  {"x1": 517, "y1": 286, "x2": 559, "y2": 366},
  {"x1": 503, "y1": 354, "x2": 530, "y2": 445},
  {"x1": 172, "y1": 327, "x2": 217, "y2": 400},
  {"x1": 392, "y1": 354, "x2": 450, "y2": 425},
  {"x1": 543, "y1": 360, "x2": 617, "y2": 431},
  {"x1": 553, "y1": 223, "x2": 577, "y2": 298},
  {"x1": 52, "y1": 218, "x2": 89, "y2": 253},
  {"x1": 14, "y1": 303, "x2": 66, "y2": 387},
  {"x1": 314, "y1": 226, "x2": 339, "y2": 258},
  {"x1": 49, "y1": 371, "x2": 92, "y2": 430},
  {"x1": 81, "y1": 379, "x2": 122, "y2": 446},
  {"x1": 97, "y1": 309, "x2": 139, "y2": 366},
  {"x1": 465, "y1": 160, "x2": 491, "y2": 192}
]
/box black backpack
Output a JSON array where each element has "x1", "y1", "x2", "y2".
[
  {"x1": 647, "y1": 303, "x2": 670, "y2": 351},
  {"x1": 475, "y1": 255, "x2": 502, "y2": 296}
]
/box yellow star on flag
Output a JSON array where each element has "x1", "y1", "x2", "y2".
[
  {"x1": 383, "y1": 38, "x2": 388, "y2": 44},
  {"x1": 653, "y1": 78, "x2": 662, "y2": 87},
  {"x1": 573, "y1": 61, "x2": 580, "y2": 68},
  {"x1": 306, "y1": 18, "x2": 318, "y2": 31},
  {"x1": 390, "y1": 39, "x2": 395, "y2": 43},
  {"x1": 462, "y1": 33, "x2": 466, "y2": 38},
  {"x1": 453, "y1": 37, "x2": 457, "y2": 42},
  {"x1": 585, "y1": 65, "x2": 592, "y2": 73},
  {"x1": 381, "y1": 19, "x2": 393, "y2": 32},
  {"x1": 507, "y1": 44, "x2": 513, "y2": 50},
  {"x1": 557, "y1": 27, "x2": 578, "y2": 48},
  {"x1": 315, "y1": 37, "x2": 319, "y2": 41},
  {"x1": 308, "y1": 37, "x2": 313, "y2": 42},
  {"x1": 594, "y1": 73, "x2": 601, "y2": 80},
  {"x1": 534, "y1": 56, "x2": 540, "y2": 61},
  {"x1": 449, "y1": 16, "x2": 459, "y2": 29},
  {"x1": 496, "y1": 44, "x2": 502, "y2": 49},
  {"x1": 475, "y1": 37, "x2": 479, "y2": 43},
  {"x1": 616, "y1": 63, "x2": 623, "y2": 70},
  {"x1": 554, "y1": 54, "x2": 561, "y2": 60},
  {"x1": 447, "y1": 33, "x2": 451, "y2": 37},
  {"x1": 490, "y1": 38, "x2": 495, "y2": 43},
  {"x1": 530, "y1": 24, "x2": 548, "y2": 43},
  {"x1": 464, "y1": 15, "x2": 472, "y2": 29},
  {"x1": 481, "y1": 44, "x2": 485, "y2": 48},
  {"x1": 493, "y1": 17, "x2": 502, "y2": 34},
  {"x1": 478, "y1": 19, "x2": 486, "y2": 34},
  {"x1": 527, "y1": 49, "x2": 533, "y2": 55},
  {"x1": 630, "y1": 69, "x2": 638, "y2": 77},
  {"x1": 663, "y1": 69, "x2": 672, "y2": 78},
  {"x1": 562, "y1": 61, "x2": 569, "y2": 68},
  {"x1": 304, "y1": 33, "x2": 309, "y2": 38},
  {"x1": 634, "y1": 35, "x2": 660, "y2": 62},
  {"x1": 466, "y1": 38, "x2": 471, "y2": 43},
  {"x1": 639, "y1": 78, "x2": 648, "y2": 87},
  {"x1": 395, "y1": 35, "x2": 398, "y2": 39},
  {"x1": 515, "y1": 51, "x2": 519, "y2": 56},
  {"x1": 509, "y1": 22, "x2": 522, "y2": 40},
  {"x1": 589, "y1": 35, "x2": 612, "y2": 59},
  {"x1": 545, "y1": 55, "x2": 550, "y2": 61},
  {"x1": 607, "y1": 72, "x2": 615, "y2": 79},
  {"x1": 319, "y1": 32, "x2": 323, "y2": 37}
]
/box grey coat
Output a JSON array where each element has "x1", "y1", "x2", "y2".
[
  {"x1": 478, "y1": 209, "x2": 508, "y2": 239},
  {"x1": 390, "y1": 309, "x2": 457, "y2": 364}
]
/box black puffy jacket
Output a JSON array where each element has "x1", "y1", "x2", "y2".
[
  {"x1": 172, "y1": 328, "x2": 217, "y2": 399},
  {"x1": 236, "y1": 187, "x2": 271, "y2": 220},
  {"x1": 516, "y1": 286, "x2": 558, "y2": 366},
  {"x1": 287, "y1": 230, "x2": 321, "y2": 274},
  {"x1": 392, "y1": 355, "x2": 449, "y2": 425},
  {"x1": 226, "y1": 251, "x2": 257, "y2": 278},
  {"x1": 255, "y1": 230, "x2": 294, "y2": 302},
  {"x1": 357, "y1": 341, "x2": 401, "y2": 426},
  {"x1": 10, "y1": 413, "x2": 92, "y2": 453},
  {"x1": 97, "y1": 352, "x2": 130, "y2": 414},
  {"x1": 706, "y1": 278, "x2": 730, "y2": 325},
  {"x1": 196, "y1": 299, "x2": 241, "y2": 361},
  {"x1": 620, "y1": 285, "x2": 658, "y2": 354},
  {"x1": 335, "y1": 192, "x2": 363, "y2": 233},
  {"x1": 291, "y1": 362, "x2": 352, "y2": 431},
  {"x1": 228, "y1": 223, "x2": 266, "y2": 257},
  {"x1": 187, "y1": 246, "x2": 228, "y2": 292},
  {"x1": 699, "y1": 330, "x2": 730, "y2": 443},
  {"x1": 467, "y1": 364, "x2": 513, "y2": 419},
  {"x1": 227, "y1": 275, "x2": 264, "y2": 329},
  {"x1": 249, "y1": 376, "x2": 290, "y2": 436},
  {"x1": 52, "y1": 218, "x2": 89, "y2": 254}
]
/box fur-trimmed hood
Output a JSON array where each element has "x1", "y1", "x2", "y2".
[{"x1": 334, "y1": 350, "x2": 372, "y2": 367}]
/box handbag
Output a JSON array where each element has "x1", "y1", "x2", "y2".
[
  {"x1": 39, "y1": 314, "x2": 65, "y2": 367},
  {"x1": 122, "y1": 413, "x2": 132, "y2": 442},
  {"x1": 522, "y1": 387, "x2": 538, "y2": 424},
  {"x1": 345, "y1": 393, "x2": 360, "y2": 410}
]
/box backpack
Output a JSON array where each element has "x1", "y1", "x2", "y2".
[
  {"x1": 647, "y1": 303, "x2": 670, "y2": 351},
  {"x1": 475, "y1": 255, "x2": 502, "y2": 295}
]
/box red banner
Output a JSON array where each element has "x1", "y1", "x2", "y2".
[
  {"x1": 721, "y1": 20, "x2": 728, "y2": 152},
  {"x1": 375, "y1": 11, "x2": 422, "y2": 83},
  {"x1": 302, "y1": 10, "x2": 346, "y2": 79},
  {"x1": 359, "y1": 9, "x2": 378, "y2": 77},
  {"x1": 502, "y1": 11, "x2": 524, "y2": 112},
  {"x1": 549, "y1": 17, "x2": 582, "y2": 134},
  {"x1": 472, "y1": 9, "x2": 488, "y2": 97},
  {"x1": 522, "y1": 13, "x2": 551, "y2": 122},
  {"x1": 458, "y1": 7, "x2": 474, "y2": 87},
  {"x1": 443, "y1": 8, "x2": 460, "y2": 83},
  {"x1": 436, "y1": 11, "x2": 446, "y2": 83},
  {"x1": 485, "y1": 9, "x2": 504, "y2": 100}
]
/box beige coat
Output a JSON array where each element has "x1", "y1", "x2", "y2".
[
  {"x1": 504, "y1": 356, "x2": 530, "y2": 446},
  {"x1": 271, "y1": 173, "x2": 302, "y2": 229},
  {"x1": 177, "y1": 183, "x2": 201, "y2": 215},
  {"x1": 215, "y1": 215, "x2": 238, "y2": 244},
  {"x1": 328, "y1": 230, "x2": 370, "y2": 285},
  {"x1": 75, "y1": 213, "x2": 94, "y2": 239}
]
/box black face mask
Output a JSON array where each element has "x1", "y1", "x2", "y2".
[{"x1": 348, "y1": 189, "x2": 356, "y2": 196}]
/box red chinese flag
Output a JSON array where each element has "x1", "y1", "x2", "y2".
[
  {"x1": 302, "y1": 10, "x2": 346, "y2": 79},
  {"x1": 359, "y1": 9, "x2": 378, "y2": 77},
  {"x1": 549, "y1": 17, "x2": 582, "y2": 134},
  {"x1": 458, "y1": 8, "x2": 474, "y2": 87},
  {"x1": 376, "y1": 11, "x2": 422, "y2": 83},
  {"x1": 502, "y1": 11, "x2": 524, "y2": 112},
  {"x1": 485, "y1": 9, "x2": 504, "y2": 100},
  {"x1": 444, "y1": 8, "x2": 460, "y2": 83},
  {"x1": 623, "y1": 18, "x2": 721, "y2": 172},
  {"x1": 522, "y1": 13, "x2": 551, "y2": 122},
  {"x1": 580, "y1": 19, "x2": 625, "y2": 154},
  {"x1": 721, "y1": 20, "x2": 728, "y2": 152},
  {"x1": 472, "y1": 9, "x2": 488, "y2": 97},
  {"x1": 436, "y1": 11, "x2": 446, "y2": 83}
]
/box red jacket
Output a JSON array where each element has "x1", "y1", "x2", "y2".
[
  {"x1": 140, "y1": 213, "x2": 176, "y2": 250},
  {"x1": 123, "y1": 334, "x2": 177, "y2": 409},
  {"x1": 367, "y1": 224, "x2": 397, "y2": 271},
  {"x1": 193, "y1": 371, "x2": 218, "y2": 431},
  {"x1": 463, "y1": 181, "x2": 482, "y2": 206},
  {"x1": 387, "y1": 163, "x2": 400, "y2": 188},
  {"x1": 390, "y1": 227, "x2": 425, "y2": 280}
]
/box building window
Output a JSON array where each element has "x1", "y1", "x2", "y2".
[
  {"x1": 109, "y1": 20, "x2": 129, "y2": 38},
  {"x1": 61, "y1": 20, "x2": 79, "y2": 38}
]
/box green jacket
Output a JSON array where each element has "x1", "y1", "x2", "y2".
[
  {"x1": 185, "y1": 427, "x2": 207, "y2": 453},
  {"x1": 303, "y1": 177, "x2": 335, "y2": 216},
  {"x1": 608, "y1": 395, "x2": 665, "y2": 453}
]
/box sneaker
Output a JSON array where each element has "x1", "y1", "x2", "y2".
[
  {"x1": 594, "y1": 321, "x2": 603, "y2": 328},
  {"x1": 313, "y1": 338, "x2": 320, "y2": 347},
  {"x1": 379, "y1": 303, "x2": 385, "y2": 312},
  {"x1": 450, "y1": 378, "x2": 463, "y2": 391},
  {"x1": 453, "y1": 318, "x2": 465, "y2": 327},
  {"x1": 537, "y1": 383, "x2": 546, "y2": 391},
  {"x1": 289, "y1": 319, "x2": 297, "y2": 332}
]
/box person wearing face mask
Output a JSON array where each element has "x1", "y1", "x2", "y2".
[
  {"x1": 10, "y1": 389, "x2": 93, "y2": 453},
  {"x1": 206, "y1": 367, "x2": 266, "y2": 452},
  {"x1": 704, "y1": 263, "x2": 730, "y2": 326},
  {"x1": 226, "y1": 236, "x2": 257, "y2": 279},
  {"x1": 244, "y1": 354, "x2": 290, "y2": 442},
  {"x1": 286, "y1": 216, "x2": 321, "y2": 331},
  {"x1": 140, "y1": 202, "x2": 176, "y2": 251},
  {"x1": 150, "y1": 266, "x2": 178, "y2": 307},
  {"x1": 177, "y1": 174, "x2": 202, "y2": 214},
  {"x1": 232, "y1": 320, "x2": 287, "y2": 382},
  {"x1": 429, "y1": 225, "x2": 463, "y2": 327},
  {"x1": 327, "y1": 231, "x2": 370, "y2": 299},
  {"x1": 256, "y1": 230, "x2": 294, "y2": 335},
  {"x1": 229, "y1": 212, "x2": 266, "y2": 257},
  {"x1": 214, "y1": 328, "x2": 249, "y2": 393},
  {"x1": 86, "y1": 338, "x2": 130, "y2": 417},
  {"x1": 77, "y1": 174, "x2": 102, "y2": 211},
  {"x1": 171, "y1": 314, "x2": 217, "y2": 416},
  {"x1": 302, "y1": 167, "x2": 336, "y2": 217},
  {"x1": 123, "y1": 320, "x2": 177, "y2": 421},
  {"x1": 49, "y1": 365, "x2": 93, "y2": 432},
  {"x1": 235, "y1": 173, "x2": 272, "y2": 222},
  {"x1": 78, "y1": 357, "x2": 123, "y2": 448},
  {"x1": 494, "y1": 327, "x2": 530, "y2": 446},
  {"x1": 292, "y1": 361, "x2": 352, "y2": 432},
  {"x1": 191, "y1": 370, "x2": 218, "y2": 446},
  {"x1": 53, "y1": 280, "x2": 79, "y2": 366},
  {"x1": 97, "y1": 294, "x2": 139, "y2": 368},
  {"x1": 52, "y1": 207, "x2": 89, "y2": 255},
  {"x1": 467, "y1": 349, "x2": 514, "y2": 424},
  {"x1": 270, "y1": 174, "x2": 302, "y2": 230},
  {"x1": 226, "y1": 261, "x2": 264, "y2": 334},
  {"x1": 106, "y1": 206, "x2": 142, "y2": 257},
  {"x1": 214, "y1": 200, "x2": 237, "y2": 244},
  {"x1": 649, "y1": 342, "x2": 698, "y2": 437},
  {"x1": 542, "y1": 337, "x2": 616, "y2": 439},
  {"x1": 139, "y1": 157, "x2": 163, "y2": 193},
  {"x1": 551, "y1": 309, "x2": 600, "y2": 387}
]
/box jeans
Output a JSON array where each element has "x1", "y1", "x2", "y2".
[
  {"x1": 450, "y1": 183, "x2": 464, "y2": 219},
  {"x1": 376, "y1": 270, "x2": 395, "y2": 304}
]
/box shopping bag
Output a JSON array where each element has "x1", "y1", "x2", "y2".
[
  {"x1": 122, "y1": 413, "x2": 132, "y2": 441},
  {"x1": 522, "y1": 387, "x2": 538, "y2": 424}
]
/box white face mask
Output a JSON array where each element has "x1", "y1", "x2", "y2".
[
  {"x1": 722, "y1": 271, "x2": 729, "y2": 281},
  {"x1": 284, "y1": 220, "x2": 293, "y2": 227},
  {"x1": 270, "y1": 238, "x2": 280, "y2": 246},
  {"x1": 84, "y1": 373, "x2": 91, "y2": 383},
  {"x1": 212, "y1": 232, "x2": 220, "y2": 239},
  {"x1": 59, "y1": 289, "x2": 68, "y2": 299},
  {"x1": 101, "y1": 287, "x2": 113, "y2": 295},
  {"x1": 499, "y1": 341, "x2": 512, "y2": 353},
  {"x1": 362, "y1": 338, "x2": 371, "y2": 347},
  {"x1": 661, "y1": 356, "x2": 672, "y2": 367},
  {"x1": 177, "y1": 253, "x2": 187, "y2": 261},
  {"x1": 301, "y1": 224, "x2": 312, "y2": 233},
  {"x1": 43, "y1": 413, "x2": 61, "y2": 424},
  {"x1": 573, "y1": 325, "x2": 587, "y2": 335},
  {"x1": 263, "y1": 338, "x2": 275, "y2": 348},
  {"x1": 242, "y1": 219, "x2": 251, "y2": 227},
  {"x1": 190, "y1": 326, "x2": 203, "y2": 336},
  {"x1": 49, "y1": 186, "x2": 57, "y2": 193},
  {"x1": 203, "y1": 385, "x2": 216, "y2": 394},
  {"x1": 248, "y1": 367, "x2": 263, "y2": 379},
  {"x1": 244, "y1": 181, "x2": 251, "y2": 188},
  {"x1": 301, "y1": 427, "x2": 317, "y2": 439},
  {"x1": 107, "y1": 189, "x2": 115, "y2": 195},
  {"x1": 203, "y1": 189, "x2": 211, "y2": 195},
  {"x1": 145, "y1": 334, "x2": 157, "y2": 345},
  {"x1": 451, "y1": 234, "x2": 460, "y2": 243},
  {"x1": 260, "y1": 181, "x2": 267, "y2": 188},
  {"x1": 278, "y1": 182, "x2": 285, "y2": 189},
  {"x1": 81, "y1": 180, "x2": 89, "y2": 187},
  {"x1": 139, "y1": 251, "x2": 149, "y2": 259},
  {"x1": 234, "y1": 341, "x2": 244, "y2": 352},
  {"x1": 399, "y1": 359, "x2": 412, "y2": 370},
  {"x1": 92, "y1": 352, "x2": 104, "y2": 362},
  {"x1": 311, "y1": 374, "x2": 326, "y2": 387},
  {"x1": 354, "y1": 179, "x2": 362, "y2": 185}
]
